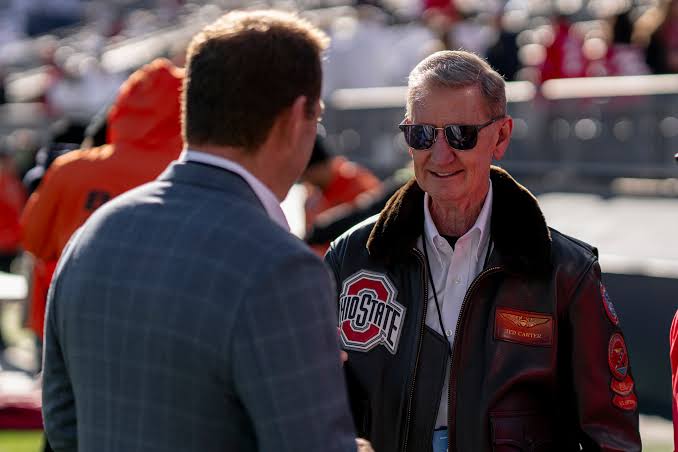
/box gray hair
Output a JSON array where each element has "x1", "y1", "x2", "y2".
[{"x1": 406, "y1": 50, "x2": 506, "y2": 119}]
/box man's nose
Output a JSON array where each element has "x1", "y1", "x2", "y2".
[{"x1": 429, "y1": 129, "x2": 457, "y2": 165}]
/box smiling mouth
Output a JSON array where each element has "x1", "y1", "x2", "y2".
[{"x1": 430, "y1": 169, "x2": 463, "y2": 178}]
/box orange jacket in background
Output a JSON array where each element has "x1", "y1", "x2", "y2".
[{"x1": 20, "y1": 58, "x2": 184, "y2": 338}]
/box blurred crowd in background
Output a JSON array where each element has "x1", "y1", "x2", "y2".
[{"x1": 0, "y1": 0, "x2": 677, "y2": 447}]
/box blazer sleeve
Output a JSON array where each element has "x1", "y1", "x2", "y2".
[
  {"x1": 231, "y1": 251, "x2": 356, "y2": 452},
  {"x1": 568, "y1": 260, "x2": 641, "y2": 451},
  {"x1": 42, "y1": 258, "x2": 78, "y2": 452}
]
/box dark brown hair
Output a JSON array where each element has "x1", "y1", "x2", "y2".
[{"x1": 182, "y1": 10, "x2": 329, "y2": 150}]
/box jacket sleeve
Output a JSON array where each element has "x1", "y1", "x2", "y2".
[
  {"x1": 230, "y1": 251, "x2": 356, "y2": 452},
  {"x1": 42, "y1": 258, "x2": 77, "y2": 452},
  {"x1": 568, "y1": 260, "x2": 641, "y2": 451}
]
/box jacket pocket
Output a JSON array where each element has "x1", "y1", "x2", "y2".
[{"x1": 490, "y1": 411, "x2": 554, "y2": 452}]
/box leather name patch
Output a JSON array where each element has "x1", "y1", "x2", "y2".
[{"x1": 495, "y1": 308, "x2": 553, "y2": 346}]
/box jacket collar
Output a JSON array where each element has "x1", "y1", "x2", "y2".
[
  {"x1": 366, "y1": 166, "x2": 552, "y2": 276},
  {"x1": 158, "y1": 160, "x2": 265, "y2": 211}
]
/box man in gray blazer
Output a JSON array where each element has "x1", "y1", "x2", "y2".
[{"x1": 42, "y1": 10, "x2": 359, "y2": 452}]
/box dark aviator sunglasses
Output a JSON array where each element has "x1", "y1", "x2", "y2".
[{"x1": 399, "y1": 116, "x2": 504, "y2": 151}]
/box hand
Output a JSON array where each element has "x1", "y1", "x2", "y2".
[{"x1": 356, "y1": 438, "x2": 374, "y2": 452}]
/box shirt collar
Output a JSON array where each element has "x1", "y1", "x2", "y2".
[
  {"x1": 180, "y1": 149, "x2": 290, "y2": 232},
  {"x1": 423, "y1": 180, "x2": 493, "y2": 262}
]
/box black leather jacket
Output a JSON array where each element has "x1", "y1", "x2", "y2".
[{"x1": 325, "y1": 167, "x2": 641, "y2": 452}]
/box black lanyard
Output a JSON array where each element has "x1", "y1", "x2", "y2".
[{"x1": 421, "y1": 230, "x2": 492, "y2": 355}]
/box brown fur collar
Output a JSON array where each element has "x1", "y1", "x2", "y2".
[{"x1": 366, "y1": 166, "x2": 552, "y2": 276}]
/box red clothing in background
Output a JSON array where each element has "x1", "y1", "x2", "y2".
[
  {"x1": 305, "y1": 157, "x2": 381, "y2": 254},
  {"x1": 670, "y1": 310, "x2": 678, "y2": 450},
  {"x1": 0, "y1": 164, "x2": 27, "y2": 256},
  {"x1": 539, "y1": 20, "x2": 586, "y2": 83}
]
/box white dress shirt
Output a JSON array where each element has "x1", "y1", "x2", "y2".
[
  {"x1": 418, "y1": 180, "x2": 493, "y2": 428},
  {"x1": 180, "y1": 149, "x2": 290, "y2": 232}
]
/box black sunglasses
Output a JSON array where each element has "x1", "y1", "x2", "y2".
[{"x1": 399, "y1": 116, "x2": 504, "y2": 151}]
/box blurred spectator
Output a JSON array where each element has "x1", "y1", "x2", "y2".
[
  {"x1": 0, "y1": 67, "x2": 6, "y2": 105},
  {"x1": 306, "y1": 164, "x2": 413, "y2": 249},
  {"x1": 22, "y1": 120, "x2": 86, "y2": 196},
  {"x1": 605, "y1": 10, "x2": 650, "y2": 76},
  {"x1": 23, "y1": 144, "x2": 80, "y2": 197},
  {"x1": 0, "y1": 143, "x2": 27, "y2": 273},
  {"x1": 422, "y1": 0, "x2": 458, "y2": 20},
  {"x1": 20, "y1": 58, "x2": 183, "y2": 343},
  {"x1": 587, "y1": 9, "x2": 650, "y2": 77},
  {"x1": 486, "y1": 11, "x2": 522, "y2": 81},
  {"x1": 323, "y1": 5, "x2": 438, "y2": 95},
  {"x1": 18, "y1": 0, "x2": 85, "y2": 37},
  {"x1": 301, "y1": 135, "x2": 381, "y2": 254},
  {"x1": 45, "y1": 55, "x2": 124, "y2": 125},
  {"x1": 637, "y1": 0, "x2": 678, "y2": 74},
  {"x1": 539, "y1": 14, "x2": 586, "y2": 82}
]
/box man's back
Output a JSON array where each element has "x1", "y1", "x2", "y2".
[{"x1": 43, "y1": 162, "x2": 355, "y2": 452}]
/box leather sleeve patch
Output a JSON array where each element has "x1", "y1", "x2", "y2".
[
  {"x1": 611, "y1": 375, "x2": 634, "y2": 396},
  {"x1": 608, "y1": 333, "x2": 629, "y2": 380},
  {"x1": 494, "y1": 308, "x2": 553, "y2": 347},
  {"x1": 612, "y1": 393, "x2": 638, "y2": 411}
]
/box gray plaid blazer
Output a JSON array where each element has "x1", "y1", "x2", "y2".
[{"x1": 42, "y1": 161, "x2": 356, "y2": 452}]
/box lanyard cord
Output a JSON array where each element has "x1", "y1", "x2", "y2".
[{"x1": 421, "y1": 230, "x2": 493, "y2": 355}]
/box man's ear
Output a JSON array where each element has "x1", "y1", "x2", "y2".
[
  {"x1": 266, "y1": 95, "x2": 307, "y2": 149},
  {"x1": 288, "y1": 95, "x2": 310, "y2": 141},
  {"x1": 492, "y1": 116, "x2": 513, "y2": 161}
]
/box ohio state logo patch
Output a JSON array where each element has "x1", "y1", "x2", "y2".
[
  {"x1": 339, "y1": 270, "x2": 405, "y2": 354},
  {"x1": 600, "y1": 283, "x2": 619, "y2": 326}
]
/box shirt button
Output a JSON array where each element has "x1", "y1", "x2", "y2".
[
  {"x1": 454, "y1": 278, "x2": 461, "y2": 284},
  {"x1": 445, "y1": 329, "x2": 453, "y2": 337}
]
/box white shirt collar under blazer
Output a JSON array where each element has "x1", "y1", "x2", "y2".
[{"x1": 180, "y1": 149, "x2": 290, "y2": 232}]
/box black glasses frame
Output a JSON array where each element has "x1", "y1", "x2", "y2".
[{"x1": 399, "y1": 116, "x2": 505, "y2": 151}]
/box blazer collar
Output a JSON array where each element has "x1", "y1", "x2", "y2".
[{"x1": 158, "y1": 160, "x2": 265, "y2": 211}]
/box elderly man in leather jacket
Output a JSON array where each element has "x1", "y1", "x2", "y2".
[{"x1": 325, "y1": 50, "x2": 641, "y2": 452}]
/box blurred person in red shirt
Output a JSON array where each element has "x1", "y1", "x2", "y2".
[
  {"x1": 0, "y1": 142, "x2": 26, "y2": 353},
  {"x1": 539, "y1": 14, "x2": 587, "y2": 82},
  {"x1": 21, "y1": 58, "x2": 184, "y2": 342},
  {"x1": 0, "y1": 144, "x2": 26, "y2": 273},
  {"x1": 301, "y1": 136, "x2": 381, "y2": 254}
]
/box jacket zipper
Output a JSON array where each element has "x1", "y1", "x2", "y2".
[
  {"x1": 401, "y1": 249, "x2": 429, "y2": 452},
  {"x1": 447, "y1": 266, "x2": 502, "y2": 452}
]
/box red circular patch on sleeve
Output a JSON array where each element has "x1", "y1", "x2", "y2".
[
  {"x1": 611, "y1": 375, "x2": 634, "y2": 396},
  {"x1": 608, "y1": 333, "x2": 629, "y2": 381},
  {"x1": 612, "y1": 393, "x2": 637, "y2": 411}
]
